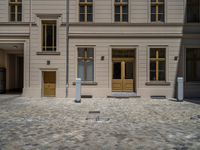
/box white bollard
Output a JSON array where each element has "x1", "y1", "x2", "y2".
[
  {"x1": 177, "y1": 77, "x2": 184, "y2": 101},
  {"x1": 75, "y1": 78, "x2": 81, "y2": 103}
]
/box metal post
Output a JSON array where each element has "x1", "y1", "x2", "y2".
[
  {"x1": 75, "y1": 78, "x2": 81, "y2": 103},
  {"x1": 177, "y1": 77, "x2": 184, "y2": 102}
]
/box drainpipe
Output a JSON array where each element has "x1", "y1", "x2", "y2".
[
  {"x1": 66, "y1": 0, "x2": 69, "y2": 97},
  {"x1": 28, "y1": 0, "x2": 32, "y2": 87}
]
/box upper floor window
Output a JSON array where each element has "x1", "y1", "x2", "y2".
[
  {"x1": 79, "y1": 0, "x2": 93, "y2": 22},
  {"x1": 150, "y1": 0, "x2": 165, "y2": 22},
  {"x1": 187, "y1": 0, "x2": 200, "y2": 23},
  {"x1": 9, "y1": 0, "x2": 22, "y2": 22},
  {"x1": 78, "y1": 48, "x2": 94, "y2": 81},
  {"x1": 42, "y1": 21, "x2": 57, "y2": 51},
  {"x1": 114, "y1": 0, "x2": 128, "y2": 22},
  {"x1": 150, "y1": 48, "x2": 166, "y2": 81},
  {"x1": 186, "y1": 48, "x2": 200, "y2": 82}
]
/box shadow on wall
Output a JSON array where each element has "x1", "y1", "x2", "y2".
[{"x1": 174, "y1": 0, "x2": 200, "y2": 99}]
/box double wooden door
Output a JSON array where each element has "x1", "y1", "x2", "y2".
[{"x1": 112, "y1": 59, "x2": 135, "y2": 92}]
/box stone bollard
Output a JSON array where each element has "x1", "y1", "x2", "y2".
[
  {"x1": 75, "y1": 78, "x2": 81, "y2": 103},
  {"x1": 177, "y1": 77, "x2": 184, "y2": 102}
]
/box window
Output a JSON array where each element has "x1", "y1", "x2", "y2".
[
  {"x1": 78, "y1": 48, "x2": 94, "y2": 81},
  {"x1": 150, "y1": 48, "x2": 166, "y2": 81},
  {"x1": 114, "y1": 0, "x2": 128, "y2": 22},
  {"x1": 79, "y1": 0, "x2": 93, "y2": 22},
  {"x1": 187, "y1": 0, "x2": 200, "y2": 23},
  {"x1": 9, "y1": 0, "x2": 22, "y2": 22},
  {"x1": 150, "y1": 0, "x2": 165, "y2": 22},
  {"x1": 42, "y1": 21, "x2": 57, "y2": 51},
  {"x1": 186, "y1": 48, "x2": 200, "y2": 82}
]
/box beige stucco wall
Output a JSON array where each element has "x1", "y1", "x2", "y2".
[
  {"x1": 0, "y1": 0, "x2": 200, "y2": 98},
  {"x1": 68, "y1": 38, "x2": 183, "y2": 98}
]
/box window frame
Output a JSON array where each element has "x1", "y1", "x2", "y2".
[
  {"x1": 114, "y1": 0, "x2": 129, "y2": 22},
  {"x1": 9, "y1": 0, "x2": 22, "y2": 22},
  {"x1": 77, "y1": 47, "x2": 95, "y2": 81},
  {"x1": 41, "y1": 20, "x2": 57, "y2": 52},
  {"x1": 79, "y1": 0, "x2": 93, "y2": 22},
  {"x1": 185, "y1": 48, "x2": 200, "y2": 82},
  {"x1": 148, "y1": 47, "x2": 167, "y2": 82},
  {"x1": 150, "y1": 0, "x2": 165, "y2": 23},
  {"x1": 186, "y1": 0, "x2": 200, "y2": 23}
]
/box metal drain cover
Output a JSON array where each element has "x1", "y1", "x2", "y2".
[{"x1": 86, "y1": 111, "x2": 110, "y2": 122}]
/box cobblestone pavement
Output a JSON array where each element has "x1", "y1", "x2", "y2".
[{"x1": 0, "y1": 95, "x2": 200, "y2": 150}]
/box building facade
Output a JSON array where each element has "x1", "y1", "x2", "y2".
[{"x1": 0, "y1": 0, "x2": 200, "y2": 98}]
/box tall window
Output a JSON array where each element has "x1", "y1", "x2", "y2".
[
  {"x1": 78, "y1": 48, "x2": 94, "y2": 81},
  {"x1": 114, "y1": 0, "x2": 128, "y2": 22},
  {"x1": 150, "y1": 48, "x2": 166, "y2": 81},
  {"x1": 42, "y1": 21, "x2": 57, "y2": 51},
  {"x1": 79, "y1": 0, "x2": 93, "y2": 22},
  {"x1": 9, "y1": 0, "x2": 22, "y2": 22},
  {"x1": 186, "y1": 48, "x2": 200, "y2": 82},
  {"x1": 151, "y1": 0, "x2": 165, "y2": 22},
  {"x1": 187, "y1": 0, "x2": 200, "y2": 23}
]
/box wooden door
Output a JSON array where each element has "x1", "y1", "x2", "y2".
[
  {"x1": 43, "y1": 71, "x2": 56, "y2": 97},
  {"x1": 112, "y1": 60, "x2": 134, "y2": 92}
]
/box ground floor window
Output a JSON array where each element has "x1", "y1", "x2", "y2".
[
  {"x1": 78, "y1": 48, "x2": 94, "y2": 81},
  {"x1": 186, "y1": 48, "x2": 200, "y2": 82},
  {"x1": 150, "y1": 48, "x2": 166, "y2": 81}
]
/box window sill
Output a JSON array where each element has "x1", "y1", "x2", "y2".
[
  {"x1": 145, "y1": 81, "x2": 171, "y2": 86},
  {"x1": 36, "y1": 51, "x2": 60, "y2": 55},
  {"x1": 72, "y1": 81, "x2": 98, "y2": 86}
]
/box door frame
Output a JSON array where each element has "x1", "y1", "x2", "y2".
[
  {"x1": 110, "y1": 48, "x2": 137, "y2": 93},
  {"x1": 41, "y1": 70, "x2": 57, "y2": 97}
]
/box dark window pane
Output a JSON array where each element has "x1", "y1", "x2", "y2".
[
  {"x1": 87, "y1": 14, "x2": 93, "y2": 22},
  {"x1": 158, "y1": 5, "x2": 164, "y2": 13},
  {"x1": 125, "y1": 62, "x2": 133, "y2": 79},
  {"x1": 78, "y1": 48, "x2": 85, "y2": 57},
  {"x1": 79, "y1": 6, "x2": 85, "y2": 13},
  {"x1": 122, "y1": 14, "x2": 128, "y2": 22},
  {"x1": 10, "y1": 5, "x2": 15, "y2": 13},
  {"x1": 17, "y1": 14, "x2": 22, "y2": 21},
  {"x1": 159, "y1": 49, "x2": 165, "y2": 58},
  {"x1": 122, "y1": 5, "x2": 128, "y2": 13},
  {"x1": 150, "y1": 49, "x2": 156, "y2": 58},
  {"x1": 186, "y1": 48, "x2": 200, "y2": 81},
  {"x1": 158, "y1": 14, "x2": 164, "y2": 22},
  {"x1": 87, "y1": 48, "x2": 94, "y2": 58},
  {"x1": 151, "y1": 5, "x2": 156, "y2": 14},
  {"x1": 46, "y1": 25, "x2": 53, "y2": 47},
  {"x1": 10, "y1": 14, "x2": 15, "y2": 21},
  {"x1": 79, "y1": 14, "x2": 85, "y2": 22},
  {"x1": 150, "y1": 71, "x2": 156, "y2": 81},
  {"x1": 113, "y1": 62, "x2": 121, "y2": 79},
  {"x1": 18, "y1": 5, "x2": 22, "y2": 13},
  {"x1": 115, "y1": 6, "x2": 120, "y2": 14},
  {"x1": 187, "y1": 0, "x2": 200, "y2": 23},
  {"x1": 115, "y1": 14, "x2": 120, "y2": 22},
  {"x1": 151, "y1": 14, "x2": 156, "y2": 22},
  {"x1": 87, "y1": 6, "x2": 93, "y2": 13}
]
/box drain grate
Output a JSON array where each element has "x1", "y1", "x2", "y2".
[
  {"x1": 86, "y1": 111, "x2": 110, "y2": 122},
  {"x1": 190, "y1": 115, "x2": 200, "y2": 121}
]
